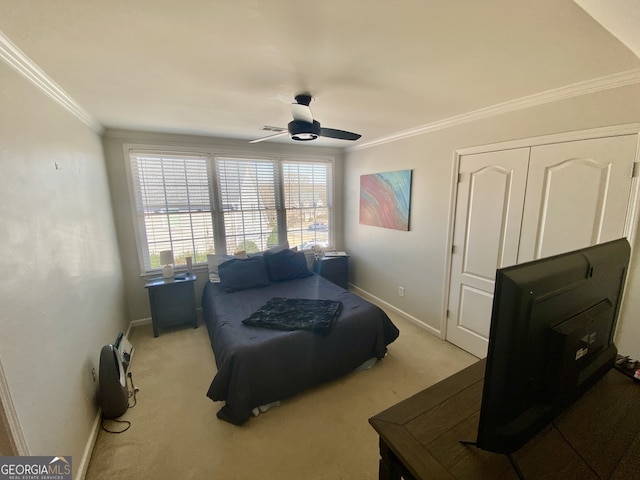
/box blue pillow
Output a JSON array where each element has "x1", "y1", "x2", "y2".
[
  {"x1": 263, "y1": 248, "x2": 313, "y2": 282},
  {"x1": 218, "y1": 256, "x2": 270, "y2": 292}
]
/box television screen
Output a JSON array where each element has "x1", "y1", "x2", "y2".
[{"x1": 476, "y1": 238, "x2": 631, "y2": 455}]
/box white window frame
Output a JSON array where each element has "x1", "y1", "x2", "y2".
[
  {"x1": 213, "y1": 155, "x2": 283, "y2": 255},
  {"x1": 281, "y1": 159, "x2": 334, "y2": 251},
  {"x1": 125, "y1": 147, "x2": 214, "y2": 274},
  {"x1": 124, "y1": 144, "x2": 335, "y2": 275}
]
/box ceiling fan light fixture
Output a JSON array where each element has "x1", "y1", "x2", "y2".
[
  {"x1": 292, "y1": 132, "x2": 318, "y2": 141},
  {"x1": 288, "y1": 120, "x2": 321, "y2": 141},
  {"x1": 250, "y1": 95, "x2": 360, "y2": 144}
]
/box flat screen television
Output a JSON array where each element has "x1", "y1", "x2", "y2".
[{"x1": 475, "y1": 238, "x2": 631, "y2": 456}]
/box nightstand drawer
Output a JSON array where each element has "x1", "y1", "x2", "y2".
[
  {"x1": 145, "y1": 274, "x2": 198, "y2": 337},
  {"x1": 151, "y1": 282, "x2": 193, "y2": 308}
]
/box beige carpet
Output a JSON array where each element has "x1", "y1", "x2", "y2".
[{"x1": 85, "y1": 309, "x2": 476, "y2": 480}]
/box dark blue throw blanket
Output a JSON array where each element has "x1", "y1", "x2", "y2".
[{"x1": 242, "y1": 297, "x2": 343, "y2": 335}]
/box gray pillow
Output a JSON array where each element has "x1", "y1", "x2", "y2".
[{"x1": 218, "y1": 256, "x2": 270, "y2": 292}]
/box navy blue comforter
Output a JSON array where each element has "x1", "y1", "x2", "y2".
[{"x1": 201, "y1": 273, "x2": 399, "y2": 425}]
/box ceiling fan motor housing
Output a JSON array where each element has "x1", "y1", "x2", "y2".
[
  {"x1": 294, "y1": 94, "x2": 313, "y2": 106},
  {"x1": 289, "y1": 120, "x2": 321, "y2": 141}
]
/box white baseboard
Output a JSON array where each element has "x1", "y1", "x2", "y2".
[
  {"x1": 75, "y1": 409, "x2": 102, "y2": 480},
  {"x1": 0, "y1": 359, "x2": 29, "y2": 455},
  {"x1": 126, "y1": 308, "x2": 202, "y2": 336},
  {"x1": 348, "y1": 283, "x2": 442, "y2": 338},
  {"x1": 128, "y1": 317, "x2": 151, "y2": 333}
]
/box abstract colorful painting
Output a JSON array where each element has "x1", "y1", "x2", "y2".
[{"x1": 359, "y1": 170, "x2": 412, "y2": 231}]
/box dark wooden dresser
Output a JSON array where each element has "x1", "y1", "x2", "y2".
[{"x1": 369, "y1": 359, "x2": 640, "y2": 479}]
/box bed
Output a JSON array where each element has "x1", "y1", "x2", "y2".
[{"x1": 202, "y1": 248, "x2": 400, "y2": 425}]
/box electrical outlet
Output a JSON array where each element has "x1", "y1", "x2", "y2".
[
  {"x1": 91, "y1": 368, "x2": 97, "y2": 383},
  {"x1": 399, "y1": 286, "x2": 405, "y2": 297}
]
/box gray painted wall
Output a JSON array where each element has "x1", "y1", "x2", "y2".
[
  {"x1": 0, "y1": 62, "x2": 128, "y2": 473},
  {"x1": 343, "y1": 83, "x2": 640, "y2": 359}
]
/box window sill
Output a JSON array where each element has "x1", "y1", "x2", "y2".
[{"x1": 140, "y1": 264, "x2": 209, "y2": 278}]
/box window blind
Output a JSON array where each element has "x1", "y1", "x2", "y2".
[
  {"x1": 283, "y1": 161, "x2": 332, "y2": 250},
  {"x1": 215, "y1": 157, "x2": 281, "y2": 254},
  {"x1": 129, "y1": 150, "x2": 213, "y2": 270},
  {"x1": 128, "y1": 147, "x2": 334, "y2": 273}
]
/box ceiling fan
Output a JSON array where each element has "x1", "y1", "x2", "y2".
[{"x1": 250, "y1": 94, "x2": 361, "y2": 144}]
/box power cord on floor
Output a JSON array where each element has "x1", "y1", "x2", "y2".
[
  {"x1": 127, "y1": 371, "x2": 139, "y2": 408},
  {"x1": 101, "y1": 418, "x2": 130, "y2": 434},
  {"x1": 101, "y1": 370, "x2": 140, "y2": 434}
]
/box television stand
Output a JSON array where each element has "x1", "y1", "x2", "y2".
[
  {"x1": 458, "y1": 440, "x2": 525, "y2": 480},
  {"x1": 369, "y1": 359, "x2": 640, "y2": 479}
]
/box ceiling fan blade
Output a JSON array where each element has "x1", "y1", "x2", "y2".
[
  {"x1": 319, "y1": 128, "x2": 361, "y2": 141},
  {"x1": 249, "y1": 131, "x2": 289, "y2": 144},
  {"x1": 291, "y1": 103, "x2": 314, "y2": 123}
]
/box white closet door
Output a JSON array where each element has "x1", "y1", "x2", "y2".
[
  {"x1": 518, "y1": 135, "x2": 637, "y2": 263},
  {"x1": 446, "y1": 133, "x2": 638, "y2": 358},
  {"x1": 446, "y1": 148, "x2": 530, "y2": 358}
]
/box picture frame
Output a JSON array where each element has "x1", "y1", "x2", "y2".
[{"x1": 359, "y1": 169, "x2": 412, "y2": 231}]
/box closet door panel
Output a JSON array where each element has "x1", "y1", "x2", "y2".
[
  {"x1": 518, "y1": 135, "x2": 637, "y2": 263},
  {"x1": 446, "y1": 148, "x2": 530, "y2": 357}
]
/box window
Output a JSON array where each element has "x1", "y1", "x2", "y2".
[
  {"x1": 129, "y1": 151, "x2": 214, "y2": 270},
  {"x1": 283, "y1": 161, "x2": 332, "y2": 250},
  {"x1": 127, "y1": 148, "x2": 334, "y2": 273},
  {"x1": 215, "y1": 157, "x2": 280, "y2": 254}
]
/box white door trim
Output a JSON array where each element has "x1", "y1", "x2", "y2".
[
  {"x1": 0, "y1": 358, "x2": 29, "y2": 455},
  {"x1": 456, "y1": 123, "x2": 640, "y2": 156},
  {"x1": 441, "y1": 123, "x2": 640, "y2": 345}
]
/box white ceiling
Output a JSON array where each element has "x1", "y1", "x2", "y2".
[
  {"x1": 1, "y1": 0, "x2": 639, "y2": 148},
  {"x1": 575, "y1": 0, "x2": 640, "y2": 59}
]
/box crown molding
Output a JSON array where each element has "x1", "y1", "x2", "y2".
[
  {"x1": 351, "y1": 68, "x2": 640, "y2": 151},
  {"x1": 2, "y1": 26, "x2": 638, "y2": 148},
  {"x1": 0, "y1": 30, "x2": 103, "y2": 134}
]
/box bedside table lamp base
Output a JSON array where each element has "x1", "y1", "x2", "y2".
[
  {"x1": 162, "y1": 264, "x2": 174, "y2": 278},
  {"x1": 160, "y1": 250, "x2": 175, "y2": 279}
]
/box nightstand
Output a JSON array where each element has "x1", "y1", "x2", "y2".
[
  {"x1": 314, "y1": 255, "x2": 349, "y2": 289},
  {"x1": 144, "y1": 273, "x2": 198, "y2": 337}
]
